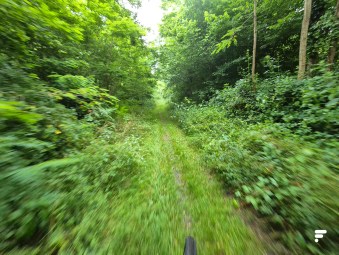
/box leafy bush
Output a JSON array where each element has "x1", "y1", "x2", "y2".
[
  {"x1": 0, "y1": 156, "x2": 79, "y2": 249},
  {"x1": 210, "y1": 79, "x2": 259, "y2": 120},
  {"x1": 173, "y1": 99, "x2": 339, "y2": 254},
  {"x1": 0, "y1": 0, "x2": 153, "y2": 252},
  {"x1": 0, "y1": 57, "x2": 124, "y2": 250},
  {"x1": 43, "y1": 135, "x2": 144, "y2": 253},
  {"x1": 47, "y1": 74, "x2": 119, "y2": 119},
  {"x1": 210, "y1": 69, "x2": 339, "y2": 139},
  {"x1": 0, "y1": 133, "x2": 144, "y2": 251}
]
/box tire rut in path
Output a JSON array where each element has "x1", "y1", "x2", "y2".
[
  {"x1": 155, "y1": 120, "x2": 265, "y2": 254},
  {"x1": 163, "y1": 131, "x2": 193, "y2": 233}
]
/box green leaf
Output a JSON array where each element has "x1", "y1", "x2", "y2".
[{"x1": 8, "y1": 158, "x2": 81, "y2": 183}]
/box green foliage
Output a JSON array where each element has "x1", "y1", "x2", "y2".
[
  {"x1": 0, "y1": 129, "x2": 144, "y2": 251},
  {"x1": 309, "y1": 0, "x2": 339, "y2": 64},
  {"x1": 1, "y1": 0, "x2": 338, "y2": 253},
  {"x1": 47, "y1": 74, "x2": 119, "y2": 118},
  {"x1": 42, "y1": 135, "x2": 144, "y2": 254},
  {"x1": 0, "y1": 0, "x2": 154, "y2": 105},
  {"x1": 173, "y1": 73, "x2": 339, "y2": 254},
  {"x1": 159, "y1": 0, "x2": 306, "y2": 102},
  {"x1": 0, "y1": 60, "x2": 145, "y2": 251},
  {"x1": 0, "y1": 156, "x2": 79, "y2": 249},
  {"x1": 210, "y1": 69, "x2": 339, "y2": 138},
  {"x1": 0, "y1": 0, "x2": 154, "y2": 252},
  {"x1": 0, "y1": 101, "x2": 42, "y2": 125}
]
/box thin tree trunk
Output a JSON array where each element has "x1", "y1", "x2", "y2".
[
  {"x1": 298, "y1": 0, "x2": 312, "y2": 80},
  {"x1": 252, "y1": 0, "x2": 257, "y2": 88},
  {"x1": 327, "y1": 0, "x2": 339, "y2": 68}
]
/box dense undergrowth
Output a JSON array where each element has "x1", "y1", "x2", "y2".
[
  {"x1": 0, "y1": 0, "x2": 154, "y2": 252},
  {"x1": 1, "y1": 0, "x2": 338, "y2": 254},
  {"x1": 173, "y1": 70, "x2": 339, "y2": 254},
  {"x1": 0, "y1": 58, "x2": 150, "y2": 253}
]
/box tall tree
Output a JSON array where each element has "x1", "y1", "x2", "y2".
[
  {"x1": 252, "y1": 0, "x2": 257, "y2": 86},
  {"x1": 160, "y1": 0, "x2": 304, "y2": 102},
  {"x1": 328, "y1": 0, "x2": 339, "y2": 67},
  {"x1": 298, "y1": 0, "x2": 312, "y2": 80}
]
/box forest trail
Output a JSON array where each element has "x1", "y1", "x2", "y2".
[
  {"x1": 97, "y1": 89, "x2": 266, "y2": 255},
  {"x1": 2, "y1": 1, "x2": 337, "y2": 254}
]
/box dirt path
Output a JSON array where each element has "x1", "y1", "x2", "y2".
[
  {"x1": 48, "y1": 104, "x2": 266, "y2": 255},
  {"x1": 133, "y1": 105, "x2": 266, "y2": 254},
  {"x1": 88, "y1": 80, "x2": 267, "y2": 253}
]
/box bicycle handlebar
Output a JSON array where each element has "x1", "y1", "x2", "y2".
[{"x1": 183, "y1": 236, "x2": 197, "y2": 255}]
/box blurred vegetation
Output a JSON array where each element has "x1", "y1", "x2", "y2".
[
  {"x1": 0, "y1": 0, "x2": 154, "y2": 252},
  {"x1": 1, "y1": 0, "x2": 339, "y2": 254}
]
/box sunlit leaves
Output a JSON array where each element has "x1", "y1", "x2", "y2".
[
  {"x1": 0, "y1": 101, "x2": 42, "y2": 125},
  {"x1": 0, "y1": 0, "x2": 154, "y2": 250},
  {"x1": 213, "y1": 27, "x2": 240, "y2": 54}
]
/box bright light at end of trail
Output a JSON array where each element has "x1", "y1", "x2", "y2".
[{"x1": 135, "y1": 0, "x2": 163, "y2": 43}]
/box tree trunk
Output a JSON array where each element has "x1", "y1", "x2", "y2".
[
  {"x1": 252, "y1": 0, "x2": 257, "y2": 88},
  {"x1": 298, "y1": 0, "x2": 312, "y2": 80},
  {"x1": 327, "y1": 0, "x2": 339, "y2": 68}
]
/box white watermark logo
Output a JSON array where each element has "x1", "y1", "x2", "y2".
[{"x1": 314, "y1": 230, "x2": 327, "y2": 242}]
